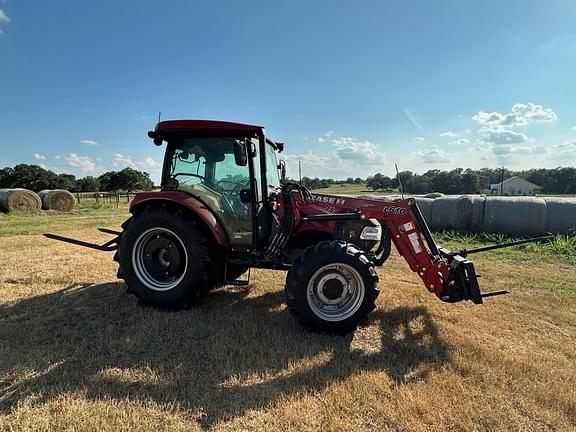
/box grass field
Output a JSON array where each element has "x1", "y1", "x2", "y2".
[
  {"x1": 311, "y1": 182, "x2": 576, "y2": 197},
  {"x1": 0, "y1": 207, "x2": 575, "y2": 431}
]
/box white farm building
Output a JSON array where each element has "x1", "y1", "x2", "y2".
[{"x1": 483, "y1": 176, "x2": 541, "y2": 196}]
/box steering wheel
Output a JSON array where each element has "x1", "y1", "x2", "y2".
[{"x1": 216, "y1": 179, "x2": 250, "y2": 215}]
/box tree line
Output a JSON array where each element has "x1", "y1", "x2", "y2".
[
  {"x1": 0, "y1": 164, "x2": 154, "y2": 193},
  {"x1": 299, "y1": 167, "x2": 576, "y2": 194}
]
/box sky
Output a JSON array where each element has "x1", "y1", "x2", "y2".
[{"x1": 1, "y1": 0, "x2": 576, "y2": 183}]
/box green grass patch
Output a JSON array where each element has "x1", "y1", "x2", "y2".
[
  {"x1": 433, "y1": 230, "x2": 576, "y2": 260},
  {"x1": 310, "y1": 183, "x2": 391, "y2": 195},
  {"x1": 0, "y1": 206, "x2": 129, "y2": 237}
]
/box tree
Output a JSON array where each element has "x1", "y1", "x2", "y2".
[
  {"x1": 390, "y1": 171, "x2": 413, "y2": 191},
  {"x1": 366, "y1": 173, "x2": 392, "y2": 191},
  {"x1": 98, "y1": 171, "x2": 117, "y2": 192},
  {"x1": 98, "y1": 168, "x2": 154, "y2": 192},
  {"x1": 461, "y1": 169, "x2": 480, "y2": 193},
  {"x1": 405, "y1": 176, "x2": 431, "y2": 194},
  {"x1": 55, "y1": 174, "x2": 76, "y2": 190},
  {"x1": 0, "y1": 164, "x2": 60, "y2": 191},
  {"x1": 75, "y1": 176, "x2": 101, "y2": 192}
]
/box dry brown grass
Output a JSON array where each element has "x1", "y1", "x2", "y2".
[{"x1": 0, "y1": 210, "x2": 575, "y2": 431}]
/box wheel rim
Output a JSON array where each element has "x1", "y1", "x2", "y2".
[
  {"x1": 132, "y1": 227, "x2": 188, "y2": 291},
  {"x1": 306, "y1": 263, "x2": 365, "y2": 322}
]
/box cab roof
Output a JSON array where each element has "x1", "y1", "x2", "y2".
[
  {"x1": 154, "y1": 120, "x2": 264, "y2": 134},
  {"x1": 149, "y1": 119, "x2": 283, "y2": 152}
]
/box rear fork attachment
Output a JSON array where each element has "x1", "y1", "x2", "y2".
[{"x1": 44, "y1": 228, "x2": 120, "y2": 251}]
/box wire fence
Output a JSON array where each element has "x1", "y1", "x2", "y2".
[{"x1": 75, "y1": 192, "x2": 137, "y2": 208}]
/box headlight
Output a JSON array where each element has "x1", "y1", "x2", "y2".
[{"x1": 360, "y1": 224, "x2": 382, "y2": 241}]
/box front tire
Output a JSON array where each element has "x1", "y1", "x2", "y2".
[
  {"x1": 285, "y1": 241, "x2": 379, "y2": 333},
  {"x1": 372, "y1": 227, "x2": 392, "y2": 266},
  {"x1": 118, "y1": 205, "x2": 216, "y2": 308}
]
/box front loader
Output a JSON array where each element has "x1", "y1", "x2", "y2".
[{"x1": 46, "y1": 120, "x2": 551, "y2": 333}]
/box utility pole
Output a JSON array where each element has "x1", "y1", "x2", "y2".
[
  {"x1": 500, "y1": 166, "x2": 505, "y2": 196},
  {"x1": 298, "y1": 160, "x2": 302, "y2": 184}
]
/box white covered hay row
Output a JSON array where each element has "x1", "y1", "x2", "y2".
[
  {"x1": 413, "y1": 197, "x2": 434, "y2": 226},
  {"x1": 543, "y1": 198, "x2": 576, "y2": 233},
  {"x1": 431, "y1": 195, "x2": 485, "y2": 231},
  {"x1": 38, "y1": 189, "x2": 77, "y2": 212},
  {"x1": 482, "y1": 197, "x2": 547, "y2": 236},
  {"x1": 0, "y1": 188, "x2": 42, "y2": 213}
]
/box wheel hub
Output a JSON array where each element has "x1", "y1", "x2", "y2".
[
  {"x1": 132, "y1": 228, "x2": 188, "y2": 291},
  {"x1": 306, "y1": 263, "x2": 365, "y2": 321},
  {"x1": 316, "y1": 272, "x2": 348, "y2": 305}
]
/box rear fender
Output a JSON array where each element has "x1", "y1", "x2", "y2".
[{"x1": 130, "y1": 191, "x2": 229, "y2": 247}]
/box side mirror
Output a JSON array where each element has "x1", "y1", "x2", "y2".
[
  {"x1": 278, "y1": 159, "x2": 286, "y2": 181},
  {"x1": 233, "y1": 139, "x2": 248, "y2": 166}
]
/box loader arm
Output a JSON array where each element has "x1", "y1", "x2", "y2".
[{"x1": 291, "y1": 193, "x2": 497, "y2": 304}]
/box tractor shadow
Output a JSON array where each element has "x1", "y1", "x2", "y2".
[{"x1": 0, "y1": 282, "x2": 450, "y2": 428}]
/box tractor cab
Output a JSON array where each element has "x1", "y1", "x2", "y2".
[{"x1": 149, "y1": 120, "x2": 285, "y2": 249}]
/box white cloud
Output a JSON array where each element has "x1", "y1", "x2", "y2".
[
  {"x1": 283, "y1": 136, "x2": 386, "y2": 178},
  {"x1": 571, "y1": 126, "x2": 576, "y2": 131},
  {"x1": 66, "y1": 153, "x2": 96, "y2": 172},
  {"x1": 141, "y1": 157, "x2": 161, "y2": 169},
  {"x1": 324, "y1": 131, "x2": 334, "y2": 137},
  {"x1": 112, "y1": 153, "x2": 138, "y2": 169},
  {"x1": 549, "y1": 140, "x2": 576, "y2": 160},
  {"x1": 448, "y1": 138, "x2": 471, "y2": 146},
  {"x1": 413, "y1": 137, "x2": 425, "y2": 142},
  {"x1": 284, "y1": 151, "x2": 333, "y2": 169},
  {"x1": 333, "y1": 137, "x2": 386, "y2": 164},
  {"x1": 0, "y1": 9, "x2": 10, "y2": 23},
  {"x1": 473, "y1": 103, "x2": 557, "y2": 128},
  {"x1": 316, "y1": 137, "x2": 325, "y2": 143},
  {"x1": 480, "y1": 128, "x2": 533, "y2": 145},
  {"x1": 492, "y1": 144, "x2": 547, "y2": 156},
  {"x1": 416, "y1": 147, "x2": 451, "y2": 164},
  {"x1": 440, "y1": 131, "x2": 459, "y2": 138},
  {"x1": 112, "y1": 154, "x2": 162, "y2": 172},
  {"x1": 80, "y1": 139, "x2": 100, "y2": 147},
  {"x1": 33, "y1": 153, "x2": 46, "y2": 160}
]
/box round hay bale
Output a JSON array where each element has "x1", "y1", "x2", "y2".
[
  {"x1": 0, "y1": 188, "x2": 42, "y2": 214},
  {"x1": 38, "y1": 189, "x2": 77, "y2": 212},
  {"x1": 544, "y1": 198, "x2": 576, "y2": 234},
  {"x1": 431, "y1": 195, "x2": 485, "y2": 231},
  {"x1": 482, "y1": 197, "x2": 547, "y2": 236},
  {"x1": 413, "y1": 197, "x2": 434, "y2": 227}
]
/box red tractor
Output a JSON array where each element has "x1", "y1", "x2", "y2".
[{"x1": 47, "y1": 120, "x2": 547, "y2": 333}]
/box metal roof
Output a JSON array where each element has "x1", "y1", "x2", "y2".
[{"x1": 155, "y1": 120, "x2": 263, "y2": 134}]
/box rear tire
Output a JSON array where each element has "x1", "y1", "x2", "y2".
[
  {"x1": 118, "y1": 205, "x2": 216, "y2": 308},
  {"x1": 285, "y1": 241, "x2": 379, "y2": 333}
]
